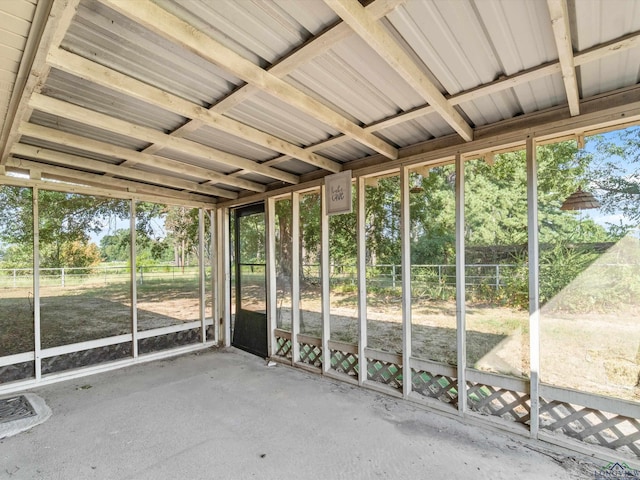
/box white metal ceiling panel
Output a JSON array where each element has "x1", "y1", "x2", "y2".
[
  {"x1": 572, "y1": 0, "x2": 640, "y2": 98},
  {"x1": 154, "y1": 0, "x2": 338, "y2": 68},
  {"x1": 64, "y1": 0, "x2": 242, "y2": 106},
  {"x1": 314, "y1": 138, "x2": 377, "y2": 164},
  {"x1": 184, "y1": 125, "x2": 278, "y2": 164},
  {"x1": 0, "y1": 0, "x2": 36, "y2": 137},
  {"x1": 29, "y1": 111, "x2": 150, "y2": 151},
  {"x1": 43, "y1": 68, "x2": 187, "y2": 133},
  {"x1": 225, "y1": 91, "x2": 340, "y2": 147},
  {"x1": 288, "y1": 33, "x2": 425, "y2": 126}
]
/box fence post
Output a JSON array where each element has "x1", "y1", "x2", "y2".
[
  {"x1": 496, "y1": 264, "x2": 500, "y2": 290},
  {"x1": 392, "y1": 264, "x2": 396, "y2": 288},
  {"x1": 104, "y1": 266, "x2": 108, "y2": 285},
  {"x1": 61, "y1": 268, "x2": 65, "y2": 287},
  {"x1": 13, "y1": 269, "x2": 16, "y2": 287},
  {"x1": 139, "y1": 266, "x2": 143, "y2": 285}
]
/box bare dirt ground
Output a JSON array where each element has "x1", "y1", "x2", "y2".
[{"x1": 281, "y1": 290, "x2": 640, "y2": 402}]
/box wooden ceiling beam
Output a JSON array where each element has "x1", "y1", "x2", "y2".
[
  {"x1": 547, "y1": 0, "x2": 580, "y2": 116},
  {"x1": 19, "y1": 122, "x2": 266, "y2": 192},
  {"x1": 47, "y1": 49, "x2": 342, "y2": 174},
  {"x1": 100, "y1": 0, "x2": 398, "y2": 160},
  {"x1": 323, "y1": 0, "x2": 473, "y2": 142},
  {"x1": 11, "y1": 143, "x2": 237, "y2": 199},
  {"x1": 5, "y1": 157, "x2": 217, "y2": 205},
  {"x1": 28, "y1": 93, "x2": 299, "y2": 185},
  {"x1": 0, "y1": 0, "x2": 80, "y2": 164}
]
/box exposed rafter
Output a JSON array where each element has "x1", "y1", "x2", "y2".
[
  {"x1": 46, "y1": 49, "x2": 343, "y2": 174},
  {"x1": 547, "y1": 0, "x2": 580, "y2": 116},
  {"x1": 11, "y1": 143, "x2": 237, "y2": 199},
  {"x1": 265, "y1": 28, "x2": 640, "y2": 167},
  {"x1": 5, "y1": 157, "x2": 217, "y2": 205},
  {"x1": 19, "y1": 123, "x2": 266, "y2": 192},
  {"x1": 28, "y1": 93, "x2": 300, "y2": 185},
  {"x1": 323, "y1": 0, "x2": 473, "y2": 142},
  {"x1": 100, "y1": 0, "x2": 399, "y2": 160},
  {"x1": 0, "y1": 0, "x2": 80, "y2": 164}
]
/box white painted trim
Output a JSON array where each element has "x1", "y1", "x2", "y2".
[
  {"x1": 211, "y1": 210, "x2": 219, "y2": 344},
  {"x1": 407, "y1": 391, "x2": 459, "y2": 415},
  {"x1": 455, "y1": 153, "x2": 466, "y2": 416},
  {"x1": 33, "y1": 187, "x2": 41, "y2": 380},
  {"x1": 199, "y1": 208, "x2": 206, "y2": 342},
  {"x1": 409, "y1": 357, "x2": 457, "y2": 378},
  {"x1": 291, "y1": 192, "x2": 300, "y2": 363},
  {"x1": 401, "y1": 165, "x2": 411, "y2": 399},
  {"x1": 40, "y1": 334, "x2": 133, "y2": 359},
  {"x1": 363, "y1": 379, "x2": 404, "y2": 399},
  {"x1": 130, "y1": 200, "x2": 138, "y2": 357},
  {"x1": 526, "y1": 136, "x2": 541, "y2": 439},
  {"x1": 320, "y1": 186, "x2": 331, "y2": 373},
  {"x1": 323, "y1": 368, "x2": 359, "y2": 386},
  {"x1": 364, "y1": 347, "x2": 402, "y2": 365},
  {"x1": 465, "y1": 368, "x2": 530, "y2": 394},
  {"x1": 266, "y1": 197, "x2": 276, "y2": 358},
  {"x1": 0, "y1": 352, "x2": 35, "y2": 368},
  {"x1": 0, "y1": 343, "x2": 215, "y2": 396},
  {"x1": 222, "y1": 208, "x2": 231, "y2": 347},
  {"x1": 539, "y1": 383, "x2": 640, "y2": 419},
  {"x1": 357, "y1": 176, "x2": 366, "y2": 386},
  {"x1": 137, "y1": 321, "x2": 202, "y2": 340}
]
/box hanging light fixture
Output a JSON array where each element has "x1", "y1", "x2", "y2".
[{"x1": 560, "y1": 187, "x2": 600, "y2": 211}]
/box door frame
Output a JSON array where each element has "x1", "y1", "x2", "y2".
[{"x1": 231, "y1": 202, "x2": 268, "y2": 358}]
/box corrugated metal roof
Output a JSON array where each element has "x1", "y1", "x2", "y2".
[
  {"x1": 184, "y1": 125, "x2": 278, "y2": 163},
  {"x1": 0, "y1": 0, "x2": 37, "y2": 136},
  {"x1": 29, "y1": 110, "x2": 150, "y2": 150},
  {"x1": 43, "y1": 68, "x2": 187, "y2": 132},
  {"x1": 226, "y1": 91, "x2": 340, "y2": 146},
  {"x1": 1, "y1": 0, "x2": 640, "y2": 204},
  {"x1": 64, "y1": 0, "x2": 242, "y2": 105}
]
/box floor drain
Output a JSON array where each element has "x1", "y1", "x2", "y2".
[{"x1": 0, "y1": 396, "x2": 36, "y2": 424}]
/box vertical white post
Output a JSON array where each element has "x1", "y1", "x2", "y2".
[
  {"x1": 33, "y1": 187, "x2": 41, "y2": 380},
  {"x1": 211, "y1": 209, "x2": 219, "y2": 344},
  {"x1": 219, "y1": 207, "x2": 231, "y2": 347},
  {"x1": 291, "y1": 193, "x2": 301, "y2": 364},
  {"x1": 527, "y1": 136, "x2": 541, "y2": 439},
  {"x1": 321, "y1": 186, "x2": 331, "y2": 373},
  {"x1": 130, "y1": 199, "x2": 138, "y2": 357},
  {"x1": 266, "y1": 198, "x2": 276, "y2": 358},
  {"x1": 357, "y1": 176, "x2": 367, "y2": 386},
  {"x1": 199, "y1": 208, "x2": 206, "y2": 342},
  {"x1": 401, "y1": 166, "x2": 412, "y2": 399},
  {"x1": 455, "y1": 153, "x2": 467, "y2": 416},
  {"x1": 61, "y1": 268, "x2": 64, "y2": 287}
]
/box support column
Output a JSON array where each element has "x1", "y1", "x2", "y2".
[
  {"x1": 33, "y1": 187, "x2": 41, "y2": 380},
  {"x1": 198, "y1": 208, "x2": 206, "y2": 342},
  {"x1": 401, "y1": 166, "x2": 412, "y2": 399},
  {"x1": 321, "y1": 186, "x2": 331, "y2": 373},
  {"x1": 291, "y1": 193, "x2": 300, "y2": 364},
  {"x1": 455, "y1": 153, "x2": 467, "y2": 416},
  {"x1": 130, "y1": 199, "x2": 138, "y2": 357},
  {"x1": 220, "y1": 207, "x2": 231, "y2": 347},
  {"x1": 357, "y1": 176, "x2": 366, "y2": 386},
  {"x1": 266, "y1": 198, "x2": 276, "y2": 358},
  {"x1": 211, "y1": 209, "x2": 219, "y2": 344},
  {"x1": 527, "y1": 136, "x2": 541, "y2": 439}
]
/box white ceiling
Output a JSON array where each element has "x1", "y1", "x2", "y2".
[{"x1": 1, "y1": 0, "x2": 640, "y2": 205}]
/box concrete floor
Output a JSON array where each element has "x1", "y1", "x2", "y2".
[{"x1": 1, "y1": 348, "x2": 600, "y2": 479}]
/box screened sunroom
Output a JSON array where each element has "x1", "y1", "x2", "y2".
[{"x1": 0, "y1": 0, "x2": 639, "y2": 464}]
